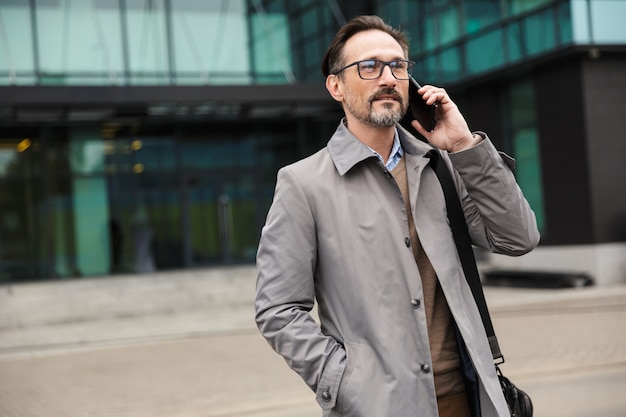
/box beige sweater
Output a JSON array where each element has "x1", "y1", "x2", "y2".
[{"x1": 391, "y1": 155, "x2": 465, "y2": 398}]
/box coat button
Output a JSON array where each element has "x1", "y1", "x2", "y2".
[
  {"x1": 321, "y1": 391, "x2": 332, "y2": 402},
  {"x1": 420, "y1": 363, "x2": 431, "y2": 373},
  {"x1": 410, "y1": 299, "x2": 421, "y2": 308},
  {"x1": 404, "y1": 237, "x2": 411, "y2": 247}
]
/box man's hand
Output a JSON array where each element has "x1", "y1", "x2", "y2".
[{"x1": 410, "y1": 85, "x2": 482, "y2": 153}]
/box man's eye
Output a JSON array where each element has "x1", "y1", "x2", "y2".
[
  {"x1": 359, "y1": 61, "x2": 378, "y2": 71},
  {"x1": 391, "y1": 61, "x2": 406, "y2": 69}
]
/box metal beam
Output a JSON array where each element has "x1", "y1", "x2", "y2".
[{"x1": 0, "y1": 83, "x2": 331, "y2": 106}]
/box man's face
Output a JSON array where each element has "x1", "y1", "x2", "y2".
[{"x1": 337, "y1": 30, "x2": 409, "y2": 128}]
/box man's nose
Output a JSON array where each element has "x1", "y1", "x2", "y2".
[{"x1": 379, "y1": 64, "x2": 398, "y2": 84}]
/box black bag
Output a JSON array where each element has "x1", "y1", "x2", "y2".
[
  {"x1": 498, "y1": 365, "x2": 534, "y2": 417},
  {"x1": 428, "y1": 150, "x2": 534, "y2": 417}
]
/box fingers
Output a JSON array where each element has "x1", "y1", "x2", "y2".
[{"x1": 417, "y1": 85, "x2": 448, "y2": 106}]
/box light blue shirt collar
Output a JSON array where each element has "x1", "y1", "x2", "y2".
[{"x1": 369, "y1": 128, "x2": 404, "y2": 171}]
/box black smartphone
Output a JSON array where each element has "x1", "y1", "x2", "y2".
[{"x1": 409, "y1": 77, "x2": 437, "y2": 132}]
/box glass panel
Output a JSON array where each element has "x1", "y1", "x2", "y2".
[
  {"x1": 187, "y1": 175, "x2": 220, "y2": 263},
  {"x1": 590, "y1": 0, "x2": 626, "y2": 43},
  {"x1": 181, "y1": 135, "x2": 255, "y2": 169},
  {"x1": 466, "y1": 28, "x2": 504, "y2": 74},
  {"x1": 69, "y1": 128, "x2": 110, "y2": 275},
  {"x1": 510, "y1": 84, "x2": 534, "y2": 127},
  {"x1": 70, "y1": 130, "x2": 106, "y2": 175},
  {"x1": 557, "y1": 1, "x2": 573, "y2": 45},
  {"x1": 125, "y1": 0, "x2": 169, "y2": 84},
  {"x1": 513, "y1": 129, "x2": 545, "y2": 231},
  {"x1": 0, "y1": 137, "x2": 48, "y2": 281},
  {"x1": 44, "y1": 135, "x2": 75, "y2": 278},
  {"x1": 509, "y1": 80, "x2": 545, "y2": 231},
  {"x1": 251, "y1": 12, "x2": 294, "y2": 83},
  {"x1": 186, "y1": 173, "x2": 258, "y2": 264},
  {"x1": 523, "y1": 9, "x2": 556, "y2": 55},
  {"x1": 506, "y1": 21, "x2": 523, "y2": 62},
  {"x1": 301, "y1": 7, "x2": 318, "y2": 38},
  {"x1": 0, "y1": 0, "x2": 35, "y2": 85},
  {"x1": 0, "y1": 176, "x2": 48, "y2": 281},
  {"x1": 133, "y1": 173, "x2": 182, "y2": 271},
  {"x1": 440, "y1": 46, "x2": 462, "y2": 81},
  {"x1": 422, "y1": 55, "x2": 438, "y2": 84},
  {"x1": 1, "y1": 137, "x2": 41, "y2": 177},
  {"x1": 225, "y1": 175, "x2": 259, "y2": 261},
  {"x1": 132, "y1": 137, "x2": 176, "y2": 172},
  {"x1": 424, "y1": 13, "x2": 437, "y2": 51},
  {"x1": 290, "y1": 2, "x2": 334, "y2": 82},
  {"x1": 171, "y1": 0, "x2": 250, "y2": 85},
  {"x1": 302, "y1": 36, "x2": 320, "y2": 71},
  {"x1": 106, "y1": 133, "x2": 181, "y2": 272},
  {"x1": 72, "y1": 175, "x2": 110, "y2": 275},
  {"x1": 571, "y1": 0, "x2": 591, "y2": 43},
  {"x1": 35, "y1": 0, "x2": 124, "y2": 85},
  {"x1": 464, "y1": 0, "x2": 501, "y2": 34},
  {"x1": 439, "y1": 5, "x2": 460, "y2": 45},
  {"x1": 376, "y1": 0, "x2": 419, "y2": 28},
  {"x1": 509, "y1": 0, "x2": 551, "y2": 16}
]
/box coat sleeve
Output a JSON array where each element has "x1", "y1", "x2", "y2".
[
  {"x1": 255, "y1": 166, "x2": 346, "y2": 410},
  {"x1": 446, "y1": 135, "x2": 541, "y2": 255}
]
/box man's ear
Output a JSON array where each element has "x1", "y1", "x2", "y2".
[{"x1": 325, "y1": 75, "x2": 344, "y2": 103}]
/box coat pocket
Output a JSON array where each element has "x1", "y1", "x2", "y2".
[
  {"x1": 333, "y1": 341, "x2": 362, "y2": 415},
  {"x1": 316, "y1": 345, "x2": 347, "y2": 410}
]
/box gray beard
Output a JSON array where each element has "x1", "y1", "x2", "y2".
[
  {"x1": 345, "y1": 97, "x2": 407, "y2": 127},
  {"x1": 367, "y1": 107, "x2": 404, "y2": 127}
]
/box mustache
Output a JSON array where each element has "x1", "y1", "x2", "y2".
[{"x1": 370, "y1": 88, "x2": 403, "y2": 102}]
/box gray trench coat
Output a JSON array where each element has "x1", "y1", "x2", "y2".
[{"x1": 255, "y1": 120, "x2": 540, "y2": 417}]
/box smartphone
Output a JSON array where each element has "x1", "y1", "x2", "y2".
[{"x1": 409, "y1": 77, "x2": 437, "y2": 132}]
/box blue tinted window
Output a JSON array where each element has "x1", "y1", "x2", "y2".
[
  {"x1": 509, "y1": 0, "x2": 552, "y2": 16},
  {"x1": 466, "y1": 29, "x2": 504, "y2": 74},
  {"x1": 251, "y1": 12, "x2": 294, "y2": 83},
  {"x1": 509, "y1": 80, "x2": 545, "y2": 231},
  {"x1": 422, "y1": 55, "x2": 438, "y2": 84},
  {"x1": 439, "y1": 6, "x2": 460, "y2": 45},
  {"x1": 524, "y1": 9, "x2": 556, "y2": 55},
  {"x1": 440, "y1": 46, "x2": 462, "y2": 81},
  {"x1": 464, "y1": 0, "x2": 501, "y2": 34},
  {"x1": 507, "y1": 22, "x2": 523, "y2": 63},
  {"x1": 557, "y1": 1, "x2": 573, "y2": 45}
]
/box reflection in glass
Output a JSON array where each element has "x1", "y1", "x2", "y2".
[
  {"x1": 125, "y1": 0, "x2": 169, "y2": 84},
  {"x1": 35, "y1": 0, "x2": 124, "y2": 84},
  {"x1": 0, "y1": 0, "x2": 34, "y2": 85},
  {"x1": 171, "y1": 0, "x2": 250, "y2": 84},
  {"x1": 251, "y1": 11, "x2": 294, "y2": 83}
]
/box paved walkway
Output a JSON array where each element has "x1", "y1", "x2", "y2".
[{"x1": 1, "y1": 278, "x2": 625, "y2": 417}]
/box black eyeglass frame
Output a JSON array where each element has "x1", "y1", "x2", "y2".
[{"x1": 331, "y1": 59, "x2": 416, "y2": 80}]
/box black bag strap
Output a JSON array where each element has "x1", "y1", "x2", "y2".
[{"x1": 427, "y1": 149, "x2": 504, "y2": 363}]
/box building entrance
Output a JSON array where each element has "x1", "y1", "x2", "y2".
[{"x1": 182, "y1": 171, "x2": 258, "y2": 267}]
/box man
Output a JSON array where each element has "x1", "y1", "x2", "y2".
[{"x1": 255, "y1": 15, "x2": 539, "y2": 417}]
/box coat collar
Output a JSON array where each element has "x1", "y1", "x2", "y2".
[{"x1": 327, "y1": 118, "x2": 434, "y2": 176}]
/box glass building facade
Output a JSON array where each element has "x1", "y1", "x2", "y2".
[{"x1": 1, "y1": 0, "x2": 625, "y2": 281}]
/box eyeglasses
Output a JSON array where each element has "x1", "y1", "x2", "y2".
[{"x1": 332, "y1": 59, "x2": 415, "y2": 80}]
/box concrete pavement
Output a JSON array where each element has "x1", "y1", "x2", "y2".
[{"x1": 0, "y1": 268, "x2": 625, "y2": 417}]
